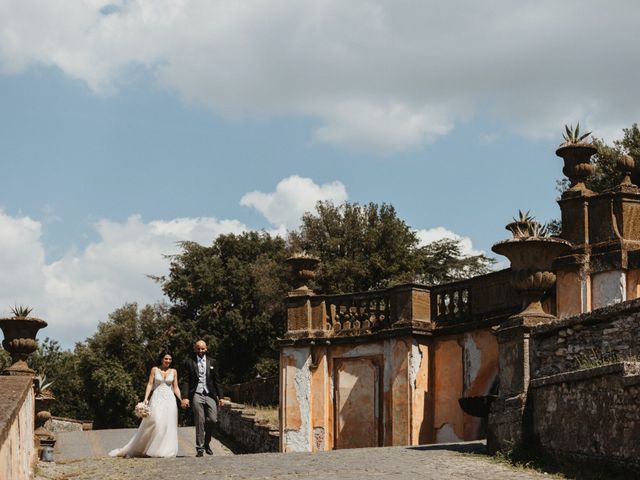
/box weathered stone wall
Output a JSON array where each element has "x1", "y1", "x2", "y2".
[
  {"x1": 46, "y1": 416, "x2": 93, "y2": 433},
  {"x1": 218, "y1": 401, "x2": 279, "y2": 453},
  {"x1": 225, "y1": 376, "x2": 278, "y2": 406},
  {"x1": 532, "y1": 299, "x2": 640, "y2": 378},
  {"x1": 529, "y1": 362, "x2": 640, "y2": 466},
  {"x1": 0, "y1": 376, "x2": 35, "y2": 480}
]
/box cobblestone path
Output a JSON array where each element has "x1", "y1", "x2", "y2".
[{"x1": 36, "y1": 430, "x2": 554, "y2": 480}]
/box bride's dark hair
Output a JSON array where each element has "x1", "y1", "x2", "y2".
[{"x1": 156, "y1": 350, "x2": 173, "y2": 366}]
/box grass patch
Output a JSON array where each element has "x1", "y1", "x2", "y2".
[
  {"x1": 575, "y1": 348, "x2": 640, "y2": 370},
  {"x1": 246, "y1": 404, "x2": 278, "y2": 428}
]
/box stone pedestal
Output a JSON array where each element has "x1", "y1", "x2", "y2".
[{"x1": 487, "y1": 313, "x2": 552, "y2": 453}]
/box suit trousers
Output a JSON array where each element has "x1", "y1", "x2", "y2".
[{"x1": 193, "y1": 392, "x2": 218, "y2": 451}]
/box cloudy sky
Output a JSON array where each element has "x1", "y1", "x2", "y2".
[{"x1": 1, "y1": 0, "x2": 639, "y2": 348}]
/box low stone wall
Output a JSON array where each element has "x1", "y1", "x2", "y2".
[
  {"x1": 530, "y1": 362, "x2": 640, "y2": 467},
  {"x1": 0, "y1": 376, "x2": 36, "y2": 480},
  {"x1": 218, "y1": 401, "x2": 279, "y2": 453},
  {"x1": 532, "y1": 299, "x2": 640, "y2": 377},
  {"x1": 47, "y1": 416, "x2": 93, "y2": 433},
  {"x1": 225, "y1": 376, "x2": 278, "y2": 406}
]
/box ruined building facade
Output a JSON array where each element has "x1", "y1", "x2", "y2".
[{"x1": 279, "y1": 141, "x2": 640, "y2": 467}]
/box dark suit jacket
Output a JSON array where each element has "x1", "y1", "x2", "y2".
[{"x1": 181, "y1": 356, "x2": 222, "y2": 402}]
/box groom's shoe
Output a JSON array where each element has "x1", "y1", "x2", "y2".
[
  {"x1": 196, "y1": 450, "x2": 204, "y2": 457},
  {"x1": 205, "y1": 446, "x2": 213, "y2": 455}
]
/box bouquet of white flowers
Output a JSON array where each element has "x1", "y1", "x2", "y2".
[{"x1": 134, "y1": 402, "x2": 151, "y2": 418}]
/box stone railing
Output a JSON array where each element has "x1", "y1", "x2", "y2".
[
  {"x1": 285, "y1": 283, "x2": 431, "y2": 337},
  {"x1": 325, "y1": 289, "x2": 393, "y2": 332},
  {"x1": 431, "y1": 269, "x2": 519, "y2": 325},
  {"x1": 285, "y1": 272, "x2": 520, "y2": 336},
  {"x1": 0, "y1": 376, "x2": 36, "y2": 480}
]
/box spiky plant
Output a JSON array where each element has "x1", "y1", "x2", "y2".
[
  {"x1": 34, "y1": 373, "x2": 54, "y2": 397},
  {"x1": 527, "y1": 222, "x2": 549, "y2": 237},
  {"x1": 10, "y1": 305, "x2": 32, "y2": 318},
  {"x1": 562, "y1": 123, "x2": 592, "y2": 145},
  {"x1": 512, "y1": 210, "x2": 535, "y2": 224}
]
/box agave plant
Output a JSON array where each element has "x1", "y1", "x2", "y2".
[
  {"x1": 562, "y1": 123, "x2": 592, "y2": 145},
  {"x1": 512, "y1": 210, "x2": 535, "y2": 224},
  {"x1": 527, "y1": 222, "x2": 549, "y2": 237},
  {"x1": 10, "y1": 305, "x2": 33, "y2": 318},
  {"x1": 34, "y1": 373, "x2": 54, "y2": 397}
]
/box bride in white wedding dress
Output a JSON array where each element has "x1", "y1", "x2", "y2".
[{"x1": 109, "y1": 351, "x2": 182, "y2": 458}]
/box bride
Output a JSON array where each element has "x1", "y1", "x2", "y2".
[{"x1": 109, "y1": 351, "x2": 182, "y2": 458}]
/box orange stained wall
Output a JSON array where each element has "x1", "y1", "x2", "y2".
[
  {"x1": 626, "y1": 269, "x2": 640, "y2": 301},
  {"x1": 432, "y1": 328, "x2": 498, "y2": 442}
]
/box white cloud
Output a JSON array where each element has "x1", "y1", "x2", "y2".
[
  {"x1": 416, "y1": 226, "x2": 482, "y2": 257},
  {"x1": 240, "y1": 175, "x2": 347, "y2": 230},
  {"x1": 0, "y1": 210, "x2": 246, "y2": 348},
  {"x1": 1, "y1": 1, "x2": 639, "y2": 152}
]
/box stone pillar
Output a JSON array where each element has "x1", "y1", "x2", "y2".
[
  {"x1": 487, "y1": 313, "x2": 546, "y2": 452},
  {"x1": 391, "y1": 284, "x2": 431, "y2": 328}
]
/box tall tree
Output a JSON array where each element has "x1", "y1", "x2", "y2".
[
  {"x1": 290, "y1": 201, "x2": 495, "y2": 292},
  {"x1": 160, "y1": 232, "x2": 291, "y2": 384},
  {"x1": 289, "y1": 202, "x2": 421, "y2": 293}
]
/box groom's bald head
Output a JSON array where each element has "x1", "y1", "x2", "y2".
[{"x1": 194, "y1": 340, "x2": 207, "y2": 357}]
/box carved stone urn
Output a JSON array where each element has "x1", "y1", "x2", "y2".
[
  {"x1": 556, "y1": 142, "x2": 597, "y2": 194},
  {"x1": 0, "y1": 315, "x2": 47, "y2": 375},
  {"x1": 286, "y1": 254, "x2": 320, "y2": 294},
  {"x1": 492, "y1": 237, "x2": 571, "y2": 316},
  {"x1": 34, "y1": 393, "x2": 56, "y2": 443}
]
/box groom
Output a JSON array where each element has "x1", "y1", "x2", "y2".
[{"x1": 181, "y1": 340, "x2": 223, "y2": 457}]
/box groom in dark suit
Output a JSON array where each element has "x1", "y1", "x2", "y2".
[{"x1": 181, "y1": 340, "x2": 223, "y2": 457}]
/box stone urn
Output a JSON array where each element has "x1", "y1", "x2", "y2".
[
  {"x1": 0, "y1": 315, "x2": 48, "y2": 375},
  {"x1": 492, "y1": 237, "x2": 571, "y2": 316},
  {"x1": 286, "y1": 254, "x2": 320, "y2": 293},
  {"x1": 34, "y1": 393, "x2": 56, "y2": 441},
  {"x1": 556, "y1": 142, "x2": 597, "y2": 194}
]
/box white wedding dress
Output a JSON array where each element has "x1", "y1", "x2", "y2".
[{"x1": 109, "y1": 368, "x2": 179, "y2": 458}]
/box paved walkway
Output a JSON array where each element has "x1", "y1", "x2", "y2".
[{"x1": 36, "y1": 429, "x2": 554, "y2": 480}]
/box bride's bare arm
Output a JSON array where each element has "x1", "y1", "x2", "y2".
[
  {"x1": 143, "y1": 367, "x2": 156, "y2": 404},
  {"x1": 172, "y1": 369, "x2": 182, "y2": 401}
]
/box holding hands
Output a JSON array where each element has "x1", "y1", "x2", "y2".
[{"x1": 181, "y1": 398, "x2": 190, "y2": 409}]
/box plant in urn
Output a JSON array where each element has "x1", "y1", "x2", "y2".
[
  {"x1": 493, "y1": 216, "x2": 571, "y2": 318},
  {"x1": 556, "y1": 123, "x2": 597, "y2": 195},
  {"x1": 0, "y1": 305, "x2": 47, "y2": 376},
  {"x1": 34, "y1": 373, "x2": 56, "y2": 446}
]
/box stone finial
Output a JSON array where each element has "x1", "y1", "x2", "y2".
[
  {"x1": 285, "y1": 253, "x2": 320, "y2": 294},
  {"x1": 617, "y1": 154, "x2": 635, "y2": 186}
]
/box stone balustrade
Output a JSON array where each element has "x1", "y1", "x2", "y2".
[
  {"x1": 0, "y1": 376, "x2": 36, "y2": 480},
  {"x1": 431, "y1": 269, "x2": 520, "y2": 325},
  {"x1": 285, "y1": 271, "x2": 521, "y2": 337},
  {"x1": 285, "y1": 283, "x2": 433, "y2": 337}
]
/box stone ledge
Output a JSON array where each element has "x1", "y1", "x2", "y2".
[
  {"x1": 532, "y1": 298, "x2": 640, "y2": 338},
  {"x1": 218, "y1": 401, "x2": 279, "y2": 453},
  {"x1": 530, "y1": 361, "x2": 640, "y2": 388},
  {"x1": 0, "y1": 376, "x2": 33, "y2": 447}
]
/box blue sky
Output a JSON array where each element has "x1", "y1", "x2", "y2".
[{"x1": 0, "y1": 1, "x2": 639, "y2": 348}]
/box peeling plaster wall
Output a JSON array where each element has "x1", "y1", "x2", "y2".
[
  {"x1": 433, "y1": 329, "x2": 498, "y2": 443},
  {"x1": 463, "y1": 333, "x2": 481, "y2": 392},
  {"x1": 410, "y1": 340, "x2": 430, "y2": 445},
  {"x1": 592, "y1": 270, "x2": 626, "y2": 309},
  {"x1": 282, "y1": 346, "x2": 312, "y2": 452}
]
